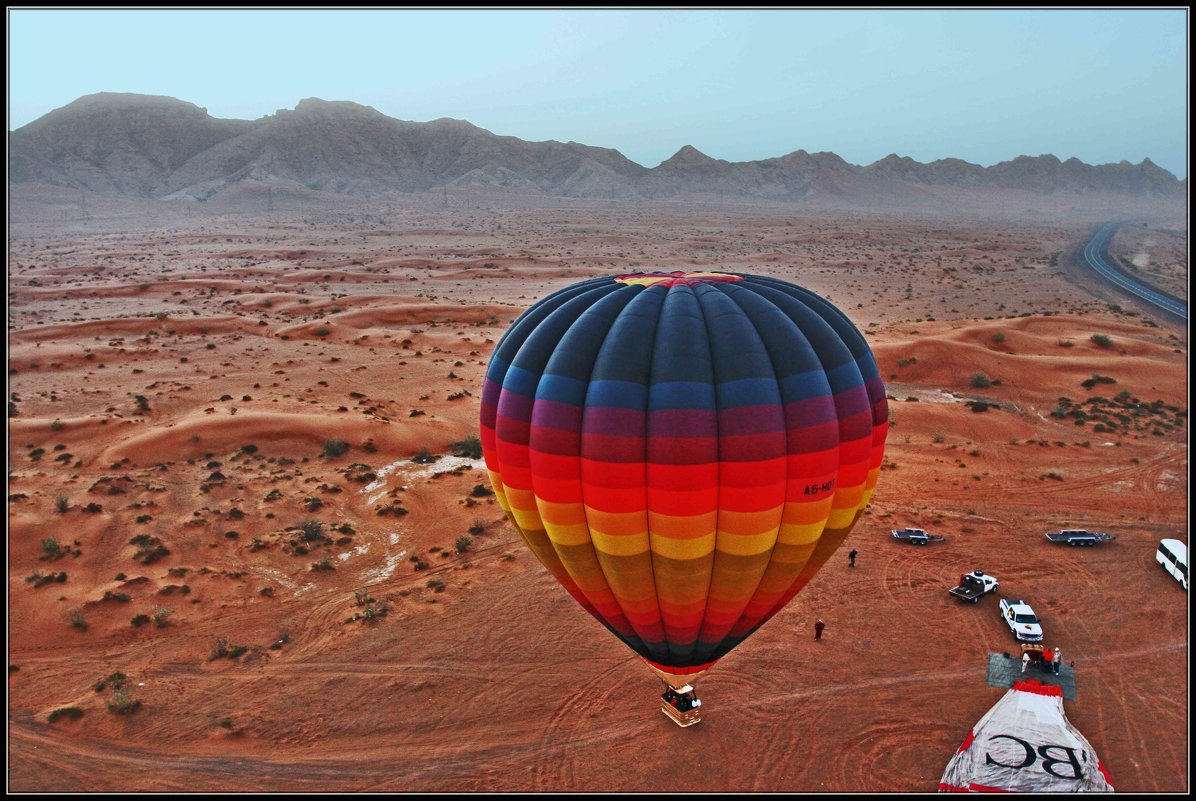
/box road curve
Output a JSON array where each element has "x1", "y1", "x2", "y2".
[{"x1": 1078, "y1": 223, "x2": 1187, "y2": 320}]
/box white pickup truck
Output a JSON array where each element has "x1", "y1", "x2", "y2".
[
  {"x1": 949, "y1": 570, "x2": 999, "y2": 602},
  {"x1": 999, "y1": 598, "x2": 1043, "y2": 642}
]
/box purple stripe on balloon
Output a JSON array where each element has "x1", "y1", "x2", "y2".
[
  {"x1": 582, "y1": 406, "x2": 646, "y2": 436},
  {"x1": 647, "y1": 408, "x2": 717, "y2": 438},
  {"x1": 716, "y1": 404, "x2": 786, "y2": 436},
  {"x1": 716, "y1": 433, "x2": 787, "y2": 460},
  {"x1": 531, "y1": 398, "x2": 584, "y2": 432},
  {"x1": 496, "y1": 389, "x2": 535, "y2": 426}
]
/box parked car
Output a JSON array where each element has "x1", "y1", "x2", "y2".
[
  {"x1": 1156, "y1": 539, "x2": 1188, "y2": 590},
  {"x1": 949, "y1": 570, "x2": 998, "y2": 603},
  {"x1": 999, "y1": 598, "x2": 1043, "y2": 642}
]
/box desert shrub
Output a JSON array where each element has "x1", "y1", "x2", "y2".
[
  {"x1": 210, "y1": 637, "x2": 249, "y2": 660},
  {"x1": 1090, "y1": 334, "x2": 1113, "y2": 348},
  {"x1": 991, "y1": 332, "x2": 1006, "y2": 343},
  {"x1": 27, "y1": 571, "x2": 66, "y2": 588},
  {"x1": 131, "y1": 614, "x2": 150, "y2": 627},
  {"x1": 455, "y1": 535, "x2": 472, "y2": 553},
  {"x1": 450, "y1": 435, "x2": 483, "y2": 459},
  {"x1": 1081, "y1": 374, "x2": 1116, "y2": 389},
  {"x1": 151, "y1": 606, "x2": 172, "y2": 627},
  {"x1": 55, "y1": 495, "x2": 69, "y2": 513},
  {"x1": 311, "y1": 559, "x2": 334, "y2": 572},
  {"x1": 469, "y1": 520, "x2": 486, "y2": 535},
  {"x1": 48, "y1": 707, "x2": 84, "y2": 723},
  {"x1": 362, "y1": 603, "x2": 388, "y2": 621},
  {"x1": 135, "y1": 395, "x2": 150, "y2": 413},
  {"x1": 322, "y1": 438, "x2": 350, "y2": 458},
  {"x1": 68, "y1": 609, "x2": 87, "y2": 631},
  {"x1": 968, "y1": 401, "x2": 991, "y2": 413},
  {"x1": 426, "y1": 579, "x2": 445, "y2": 593},
  {"x1": 470, "y1": 484, "x2": 493, "y2": 498},
  {"x1": 94, "y1": 672, "x2": 126, "y2": 692},
  {"x1": 84, "y1": 502, "x2": 103, "y2": 513},
  {"x1": 413, "y1": 559, "x2": 429, "y2": 571},
  {"x1": 41, "y1": 538, "x2": 65, "y2": 559},
  {"x1": 129, "y1": 534, "x2": 170, "y2": 564},
  {"x1": 51, "y1": 419, "x2": 65, "y2": 431},
  {"x1": 969, "y1": 372, "x2": 993, "y2": 389},
  {"x1": 107, "y1": 688, "x2": 141, "y2": 715},
  {"x1": 411, "y1": 448, "x2": 438, "y2": 464},
  {"x1": 298, "y1": 520, "x2": 325, "y2": 542}
]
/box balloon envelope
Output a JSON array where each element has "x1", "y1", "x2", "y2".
[{"x1": 480, "y1": 271, "x2": 887, "y2": 681}]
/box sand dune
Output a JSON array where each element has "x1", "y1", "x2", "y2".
[
  {"x1": 11, "y1": 315, "x2": 262, "y2": 344},
  {"x1": 6, "y1": 204, "x2": 1187, "y2": 792},
  {"x1": 95, "y1": 411, "x2": 455, "y2": 466}
]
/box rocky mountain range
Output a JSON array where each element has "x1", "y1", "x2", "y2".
[{"x1": 9, "y1": 92, "x2": 1186, "y2": 204}]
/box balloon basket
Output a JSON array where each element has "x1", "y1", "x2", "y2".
[{"x1": 660, "y1": 684, "x2": 701, "y2": 728}]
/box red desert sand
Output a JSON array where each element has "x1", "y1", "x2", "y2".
[{"x1": 7, "y1": 197, "x2": 1188, "y2": 792}]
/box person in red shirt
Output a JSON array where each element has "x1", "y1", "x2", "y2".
[{"x1": 1042, "y1": 647, "x2": 1054, "y2": 673}]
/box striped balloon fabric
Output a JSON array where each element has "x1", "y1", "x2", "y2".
[{"x1": 480, "y1": 271, "x2": 888, "y2": 683}]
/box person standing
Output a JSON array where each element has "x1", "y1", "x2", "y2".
[
  {"x1": 848, "y1": 549, "x2": 858, "y2": 568},
  {"x1": 814, "y1": 619, "x2": 826, "y2": 641},
  {"x1": 1042, "y1": 647, "x2": 1054, "y2": 674},
  {"x1": 1021, "y1": 651, "x2": 1030, "y2": 673},
  {"x1": 1052, "y1": 647, "x2": 1062, "y2": 676}
]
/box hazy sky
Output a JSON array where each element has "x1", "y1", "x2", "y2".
[{"x1": 8, "y1": 8, "x2": 1189, "y2": 177}]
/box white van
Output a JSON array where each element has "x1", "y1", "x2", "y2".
[{"x1": 1156, "y1": 539, "x2": 1188, "y2": 590}]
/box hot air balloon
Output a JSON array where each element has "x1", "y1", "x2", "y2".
[{"x1": 479, "y1": 271, "x2": 887, "y2": 720}]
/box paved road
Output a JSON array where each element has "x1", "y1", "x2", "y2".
[{"x1": 1079, "y1": 223, "x2": 1187, "y2": 320}]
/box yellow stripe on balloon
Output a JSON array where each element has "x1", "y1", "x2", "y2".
[
  {"x1": 589, "y1": 527, "x2": 651, "y2": 557},
  {"x1": 776, "y1": 519, "x2": 829, "y2": 546},
  {"x1": 650, "y1": 531, "x2": 717, "y2": 561},
  {"x1": 714, "y1": 527, "x2": 780, "y2": 557}
]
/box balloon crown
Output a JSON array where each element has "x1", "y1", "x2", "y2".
[{"x1": 615, "y1": 270, "x2": 745, "y2": 287}]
